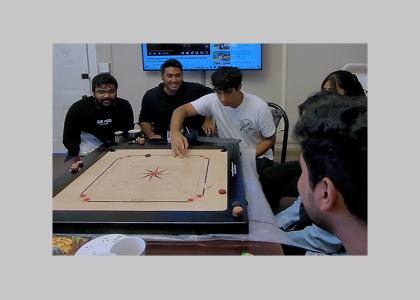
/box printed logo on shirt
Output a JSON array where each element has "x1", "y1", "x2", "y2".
[
  {"x1": 97, "y1": 118, "x2": 112, "y2": 126},
  {"x1": 240, "y1": 119, "x2": 254, "y2": 134}
]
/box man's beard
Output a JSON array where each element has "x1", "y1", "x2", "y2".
[{"x1": 95, "y1": 98, "x2": 114, "y2": 108}]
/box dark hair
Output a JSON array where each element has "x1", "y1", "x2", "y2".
[
  {"x1": 211, "y1": 67, "x2": 242, "y2": 91},
  {"x1": 294, "y1": 93, "x2": 367, "y2": 222},
  {"x1": 321, "y1": 70, "x2": 366, "y2": 96},
  {"x1": 160, "y1": 59, "x2": 183, "y2": 74},
  {"x1": 91, "y1": 73, "x2": 118, "y2": 92},
  {"x1": 298, "y1": 90, "x2": 340, "y2": 117}
]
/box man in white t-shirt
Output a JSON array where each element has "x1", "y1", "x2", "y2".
[{"x1": 170, "y1": 66, "x2": 276, "y2": 174}]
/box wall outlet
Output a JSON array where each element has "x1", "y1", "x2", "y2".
[{"x1": 98, "y1": 62, "x2": 110, "y2": 73}]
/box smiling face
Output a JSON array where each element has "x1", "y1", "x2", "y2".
[{"x1": 162, "y1": 67, "x2": 183, "y2": 95}]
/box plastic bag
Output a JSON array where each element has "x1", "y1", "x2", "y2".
[{"x1": 79, "y1": 131, "x2": 103, "y2": 156}]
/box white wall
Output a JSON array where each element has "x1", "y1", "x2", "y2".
[
  {"x1": 89, "y1": 43, "x2": 367, "y2": 147},
  {"x1": 285, "y1": 44, "x2": 367, "y2": 137},
  {"x1": 95, "y1": 44, "x2": 205, "y2": 124}
]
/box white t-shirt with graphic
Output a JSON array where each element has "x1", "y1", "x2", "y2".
[{"x1": 191, "y1": 91, "x2": 275, "y2": 159}]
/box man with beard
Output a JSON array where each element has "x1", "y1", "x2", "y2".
[
  {"x1": 139, "y1": 59, "x2": 214, "y2": 140},
  {"x1": 62, "y1": 73, "x2": 134, "y2": 162}
]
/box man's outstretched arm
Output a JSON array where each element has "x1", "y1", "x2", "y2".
[{"x1": 170, "y1": 103, "x2": 199, "y2": 157}]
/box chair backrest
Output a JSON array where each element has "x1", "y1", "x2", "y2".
[
  {"x1": 342, "y1": 63, "x2": 368, "y2": 95},
  {"x1": 267, "y1": 102, "x2": 289, "y2": 163}
]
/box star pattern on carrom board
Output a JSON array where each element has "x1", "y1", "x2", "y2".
[{"x1": 139, "y1": 167, "x2": 168, "y2": 182}]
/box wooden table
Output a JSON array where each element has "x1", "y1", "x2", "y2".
[
  {"x1": 53, "y1": 138, "x2": 285, "y2": 255},
  {"x1": 55, "y1": 235, "x2": 284, "y2": 255},
  {"x1": 143, "y1": 240, "x2": 284, "y2": 255}
]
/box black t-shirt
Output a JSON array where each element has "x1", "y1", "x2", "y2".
[
  {"x1": 63, "y1": 96, "x2": 134, "y2": 156},
  {"x1": 138, "y1": 81, "x2": 213, "y2": 137}
]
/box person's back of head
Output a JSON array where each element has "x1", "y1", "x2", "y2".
[
  {"x1": 298, "y1": 90, "x2": 341, "y2": 117},
  {"x1": 160, "y1": 59, "x2": 183, "y2": 74},
  {"x1": 91, "y1": 73, "x2": 118, "y2": 92},
  {"x1": 211, "y1": 66, "x2": 242, "y2": 91},
  {"x1": 321, "y1": 70, "x2": 365, "y2": 96},
  {"x1": 294, "y1": 93, "x2": 367, "y2": 223}
]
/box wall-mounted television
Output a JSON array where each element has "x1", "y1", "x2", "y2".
[{"x1": 141, "y1": 43, "x2": 262, "y2": 71}]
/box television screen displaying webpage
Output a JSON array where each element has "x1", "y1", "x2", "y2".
[{"x1": 141, "y1": 43, "x2": 262, "y2": 71}]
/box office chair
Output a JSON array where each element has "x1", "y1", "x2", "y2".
[{"x1": 267, "y1": 102, "x2": 289, "y2": 163}]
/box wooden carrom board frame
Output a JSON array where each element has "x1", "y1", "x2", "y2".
[{"x1": 53, "y1": 140, "x2": 248, "y2": 234}]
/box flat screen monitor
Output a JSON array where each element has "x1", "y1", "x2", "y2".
[{"x1": 141, "y1": 43, "x2": 262, "y2": 71}]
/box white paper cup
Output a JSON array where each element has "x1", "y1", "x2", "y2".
[
  {"x1": 95, "y1": 252, "x2": 116, "y2": 256},
  {"x1": 110, "y1": 237, "x2": 146, "y2": 256},
  {"x1": 128, "y1": 128, "x2": 141, "y2": 140}
]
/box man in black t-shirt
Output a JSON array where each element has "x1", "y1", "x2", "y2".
[
  {"x1": 139, "y1": 59, "x2": 214, "y2": 139},
  {"x1": 62, "y1": 73, "x2": 134, "y2": 161}
]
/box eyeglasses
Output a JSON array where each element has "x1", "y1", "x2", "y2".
[{"x1": 95, "y1": 89, "x2": 116, "y2": 95}]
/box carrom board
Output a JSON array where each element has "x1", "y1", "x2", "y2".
[{"x1": 53, "y1": 143, "x2": 248, "y2": 234}]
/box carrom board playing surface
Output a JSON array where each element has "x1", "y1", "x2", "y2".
[
  {"x1": 53, "y1": 149, "x2": 227, "y2": 211},
  {"x1": 53, "y1": 145, "x2": 248, "y2": 234}
]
